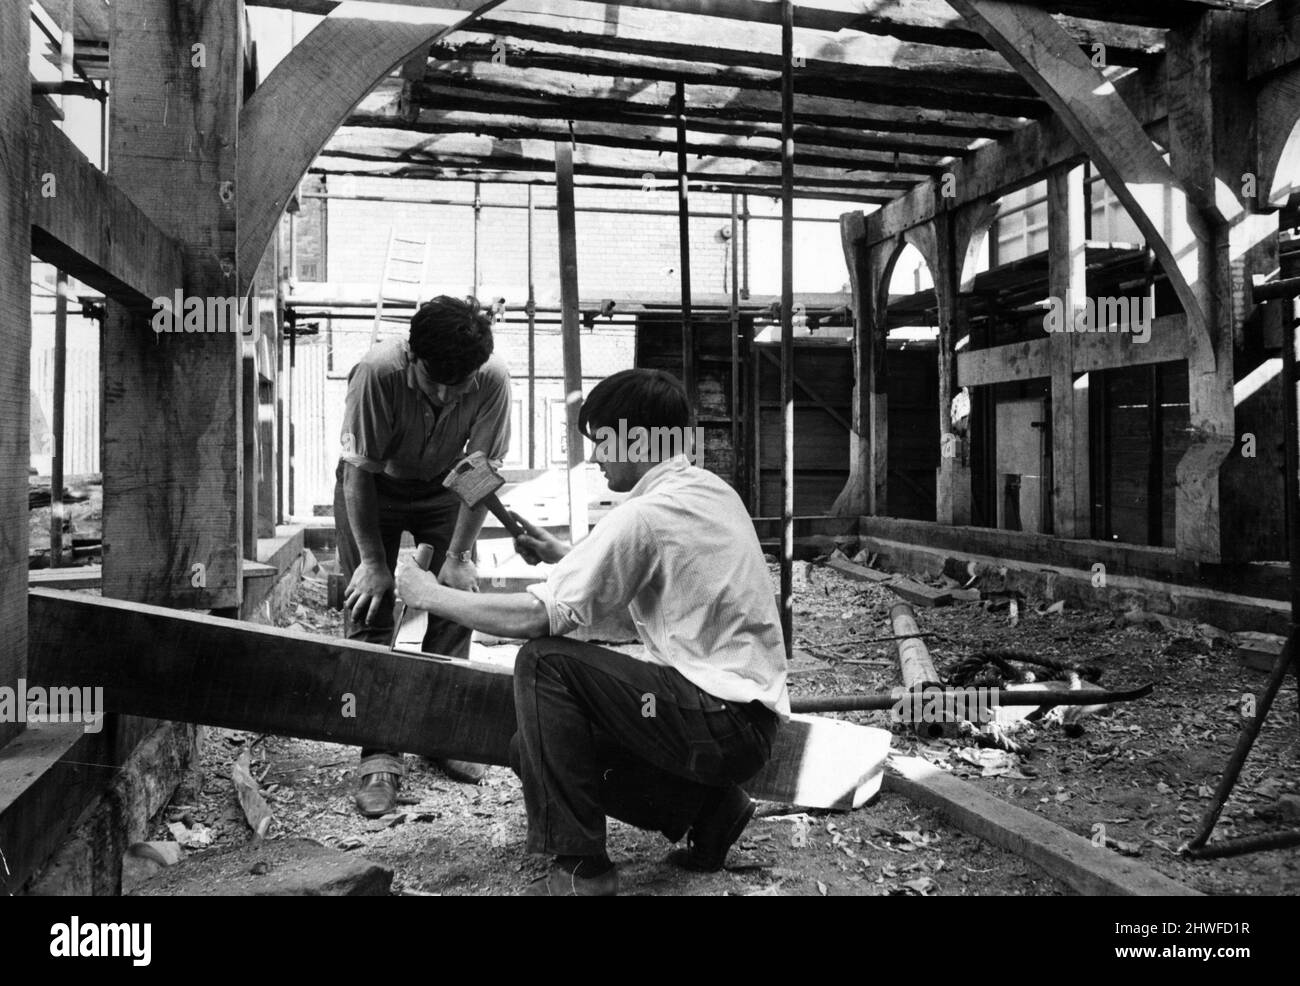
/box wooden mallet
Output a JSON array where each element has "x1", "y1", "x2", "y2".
[{"x1": 442, "y1": 451, "x2": 525, "y2": 538}]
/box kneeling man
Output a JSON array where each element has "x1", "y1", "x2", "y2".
[{"x1": 395, "y1": 368, "x2": 788, "y2": 895}]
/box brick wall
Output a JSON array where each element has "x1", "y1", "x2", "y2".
[{"x1": 320, "y1": 175, "x2": 850, "y2": 302}]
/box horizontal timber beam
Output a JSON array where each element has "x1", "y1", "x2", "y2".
[
  {"x1": 369, "y1": 81, "x2": 971, "y2": 156},
  {"x1": 340, "y1": 111, "x2": 948, "y2": 173},
  {"x1": 467, "y1": 4, "x2": 1037, "y2": 90},
  {"x1": 956, "y1": 313, "x2": 1190, "y2": 386},
  {"x1": 307, "y1": 167, "x2": 895, "y2": 202},
  {"x1": 29, "y1": 589, "x2": 887, "y2": 810},
  {"x1": 29, "y1": 114, "x2": 182, "y2": 311},
  {"x1": 320, "y1": 128, "x2": 926, "y2": 188},
  {"x1": 409, "y1": 68, "x2": 1019, "y2": 139},
  {"x1": 1247, "y1": 0, "x2": 1300, "y2": 80},
  {"x1": 417, "y1": 36, "x2": 1039, "y2": 116},
  {"x1": 246, "y1": 0, "x2": 1218, "y2": 35},
  {"x1": 957, "y1": 337, "x2": 1051, "y2": 385},
  {"x1": 864, "y1": 66, "x2": 1166, "y2": 245},
  {"x1": 885, "y1": 756, "x2": 1201, "y2": 895}
]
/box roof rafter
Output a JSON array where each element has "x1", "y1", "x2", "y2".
[
  {"x1": 322, "y1": 126, "x2": 934, "y2": 187},
  {"x1": 404, "y1": 63, "x2": 1022, "y2": 139},
  {"x1": 361, "y1": 77, "x2": 975, "y2": 155},
  {"x1": 343, "y1": 109, "x2": 952, "y2": 173}
]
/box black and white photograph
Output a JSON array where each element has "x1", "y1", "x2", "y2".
[{"x1": 2, "y1": 0, "x2": 1298, "y2": 950}]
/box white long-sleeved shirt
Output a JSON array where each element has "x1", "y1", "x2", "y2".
[{"x1": 527, "y1": 456, "x2": 790, "y2": 715}]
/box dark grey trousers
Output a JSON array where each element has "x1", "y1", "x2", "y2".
[
  {"x1": 510, "y1": 636, "x2": 779, "y2": 856},
  {"x1": 334, "y1": 466, "x2": 473, "y2": 759}
]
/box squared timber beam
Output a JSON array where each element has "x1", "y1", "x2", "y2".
[
  {"x1": 30, "y1": 113, "x2": 183, "y2": 312},
  {"x1": 29, "y1": 589, "x2": 888, "y2": 811}
]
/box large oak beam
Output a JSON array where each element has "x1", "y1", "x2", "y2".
[
  {"x1": 30, "y1": 114, "x2": 182, "y2": 312},
  {"x1": 30, "y1": 589, "x2": 887, "y2": 810},
  {"x1": 945, "y1": 0, "x2": 1213, "y2": 350},
  {"x1": 236, "y1": 0, "x2": 505, "y2": 296},
  {"x1": 955, "y1": 314, "x2": 1191, "y2": 386},
  {"x1": 410, "y1": 68, "x2": 1019, "y2": 139},
  {"x1": 417, "y1": 34, "x2": 1036, "y2": 116}
]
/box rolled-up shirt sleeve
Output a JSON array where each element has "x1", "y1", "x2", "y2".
[
  {"x1": 525, "y1": 507, "x2": 654, "y2": 636},
  {"x1": 467, "y1": 357, "x2": 512, "y2": 471},
  {"x1": 340, "y1": 361, "x2": 394, "y2": 473}
]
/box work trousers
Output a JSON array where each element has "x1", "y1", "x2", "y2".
[
  {"x1": 334, "y1": 465, "x2": 472, "y2": 760},
  {"x1": 510, "y1": 636, "x2": 779, "y2": 856}
]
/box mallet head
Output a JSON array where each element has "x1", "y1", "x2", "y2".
[{"x1": 443, "y1": 450, "x2": 504, "y2": 509}]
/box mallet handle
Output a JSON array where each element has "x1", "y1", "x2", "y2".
[{"x1": 484, "y1": 493, "x2": 524, "y2": 539}]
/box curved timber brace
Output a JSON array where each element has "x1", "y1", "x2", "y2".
[
  {"x1": 946, "y1": 0, "x2": 1217, "y2": 360},
  {"x1": 947, "y1": 0, "x2": 1245, "y2": 561},
  {"x1": 236, "y1": 0, "x2": 507, "y2": 297}
]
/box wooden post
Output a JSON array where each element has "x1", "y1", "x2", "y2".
[
  {"x1": 101, "y1": 0, "x2": 242, "y2": 609},
  {"x1": 0, "y1": 0, "x2": 31, "y2": 747},
  {"x1": 255, "y1": 241, "x2": 280, "y2": 538},
  {"x1": 1047, "y1": 166, "x2": 1089, "y2": 538},
  {"x1": 833, "y1": 214, "x2": 875, "y2": 518},
  {"x1": 676, "y1": 81, "x2": 696, "y2": 416},
  {"x1": 49, "y1": 2, "x2": 73, "y2": 568},
  {"x1": 243, "y1": 352, "x2": 259, "y2": 559},
  {"x1": 527, "y1": 185, "x2": 536, "y2": 470},
  {"x1": 1168, "y1": 12, "x2": 1282, "y2": 562},
  {"x1": 555, "y1": 139, "x2": 588, "y2": 540},
  {"x1": 930, "y1": 213, "x2": 967, "y2": 525},
  {"x1": 867, "y1": 239, "x2": 893, "y2": 517},
  {"x1": 779, "y1": 0, "x2": 795, "y2": 658},
  {"x1": 752, "y1": 351, "x2": 763, "y2": 515},
  {"x1": 472, "y1": 179, "x2": 482, "y2": 297},
  {"x1": 50, "y1": 275, "x2": 68, "y2": 566}
]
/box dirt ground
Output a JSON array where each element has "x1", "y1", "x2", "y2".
[{"x1": 149, "y1": 550, "x2": 1300, "y2": 897}]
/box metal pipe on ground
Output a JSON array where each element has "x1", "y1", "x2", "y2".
[{"x1": 789, "y1": 681, "x2": 1154, "y2": 714}]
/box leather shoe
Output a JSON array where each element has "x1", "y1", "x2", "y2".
[
  {"x1": 354, "y1": 771, "x2": 399, "y2": 817},
  {"x1": 521, "y1": 864, "x2": 619, "y2": 896},
  {"x1": 666, "y1": 786, "x2": 755, "y2": 872}
]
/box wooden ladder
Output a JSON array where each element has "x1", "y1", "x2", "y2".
[{"x1": 370, "y1": 228, "x2": 430, "y2": 347}]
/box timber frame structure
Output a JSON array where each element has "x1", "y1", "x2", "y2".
[{"x1": 2, "y1": 0, "x2": 1299, "y2": 894}]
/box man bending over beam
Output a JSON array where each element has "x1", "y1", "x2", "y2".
[{"x1": 396, "y1": 369, "x2": 789, "y2": 896}]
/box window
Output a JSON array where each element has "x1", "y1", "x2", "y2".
[{"x1": 993, "y1": 181, "x2": 1048, "y2": 264}]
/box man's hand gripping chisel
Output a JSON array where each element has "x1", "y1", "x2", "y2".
[{"x1": 390, "y1": 542, "x2": 435, "y2": 651}]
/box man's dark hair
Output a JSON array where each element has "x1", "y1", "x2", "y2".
[
  {"x1": 579, "y1": 368, "x2": 691, "y2": 437},
  {"x1": 409, "y1": 295, "x2": 494, "y2": 383}
]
